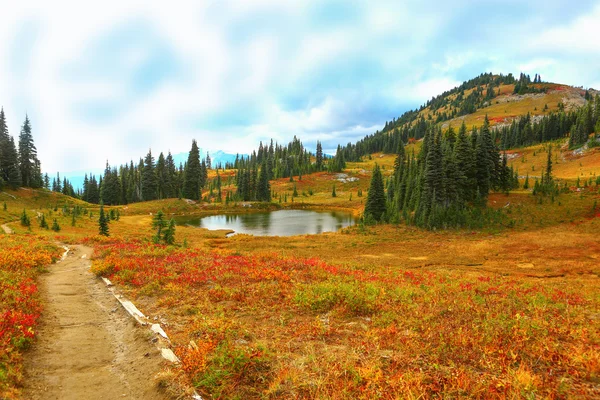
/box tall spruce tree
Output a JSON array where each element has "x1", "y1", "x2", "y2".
[
  {"x1": 256, "y1": 159, "x2": 271, "y2": 202},
  {"x1": 141, "y1": 149, "x2": 158, "y2": 201},
  {"x1": 364, "y1": 163, "x2": 386, "y2": 222},
  {"x1": 0, "y1": 109, "x2": 21, "y2": 188},
  {"x1": 183, "y1": 140, "x2": 201, "y2": 200},
  {"x1": 316, "y1": 141, "x2": 323, "y2": 171},
  {"x1": 18, "y1": 115, "x2": 42, "y2": 188},
  {"x1": 98, "y1": 205, "x2": 109, "y2": 236}
]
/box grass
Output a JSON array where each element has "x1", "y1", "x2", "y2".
[
  {"x1": 1, "y1": 139, "x2": 599, "y2": 398},
  {"x1": 0, "y1": 235, "x2": 61, "y2": 400},
  {"x1": 88, "y1": 237, "x2": 600, "y2": 398}
]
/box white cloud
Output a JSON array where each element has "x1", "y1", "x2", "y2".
[{"x1": 0, "y1": 0, "x2": 598, "y2": 175}]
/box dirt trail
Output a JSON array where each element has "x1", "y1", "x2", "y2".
[
  {"x1": 1, "y1": 223, "x2": 13, "y2": 234},
  {"x1": 22, "y1": 245, "x2": 167, "y2": 400}
]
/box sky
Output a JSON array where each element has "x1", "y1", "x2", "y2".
[{"x1": 1, "y1": 0, "x2": 599, "y2": 174}]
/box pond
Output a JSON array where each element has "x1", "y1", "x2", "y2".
[{"x1": 175, "y1": 209, "x2": 357, "y2": 237}]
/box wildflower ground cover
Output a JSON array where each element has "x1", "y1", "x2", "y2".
[
  {"x1": 0, "y1": 235, "x2": 61, "y2": 399},
  {"x1": 90, "y1": 238, "x2": 599, "y2": 399}
]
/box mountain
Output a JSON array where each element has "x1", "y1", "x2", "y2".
[
  {"x1": 381, "y1": 72, "x2": 596, "y2": 134},
  {"x1": 170, "y1": 149, "x2": 242, "y2": 169}
]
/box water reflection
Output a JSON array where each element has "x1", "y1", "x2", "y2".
[{"x1": 176, "y1": 210, "x2": 356, "y2": 237}]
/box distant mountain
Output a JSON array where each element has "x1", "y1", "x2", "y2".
[{"x1": 171, "y1": 149, "x2": 242, "y2": 169}]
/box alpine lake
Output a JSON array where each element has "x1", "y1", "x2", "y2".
[{"x1": 174, "y1": 209, "x2": 357, "y2": 237}]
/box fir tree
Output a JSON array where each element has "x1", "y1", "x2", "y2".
[
  {"x1": 51, "y1": 218, "x2": 61, "y2": 232},
  {"x1": 98, "y1": 205, "x2": 109, "y2": 236},
  {"x1": 39, "y1": 214, "x2": 48, "y2": 229},
  {"x1": 316, "y1": 141, "x2": 323, "y2": 170},
  {"x1": 20, "y1": 209, "x2": 30, "y2": 227},
  {"x1": 364, "y1": 164, "x2": 386, "y2": 222},
  {"x1": 18, "y1": 115, "x2": 42, "y2": 188},
  {"x1": 183, "y1": 140, "x2": 202, "y2": 200},
  {"x1": 163, "y1": 218, "x2": 176, "y2": 245},
  {"x1": 141, "y1": 149, "x2": 158, "y2": 201},
  {"x1": 152, "y1": 210, "x2": 167, "y2": 243},
  {"x1": 0, "y1": 109, "x2": 21, "y2": 188},
  {"x1": 256, "y1": 159, "x2": 271, "y2": 202}
]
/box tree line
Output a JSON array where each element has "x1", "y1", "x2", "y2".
[{"x1": 78, "y1": 140, "x2": 209, "y2": 205}]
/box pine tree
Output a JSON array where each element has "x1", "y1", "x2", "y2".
[
  {"x1": 20, "y1": 209, "x2": 30, "y2": 227},
  {"x1": 39, "y1": 214, "x2": 48, "y2": 229},
  {"x1": 454, "y1": 122, "x2": 474, "y2": 202},
  {"x1": 156, "y1": 152, "x2": 166, "y2": 199},
  {"x1": 256, "y1": 159, "x2": 271, "y2": 202},
  {"x1": 98, "y1": 205, "x2": 109, "y2": 236},
  {"x1": 52, "y1": 218, "x2": 61, "y2": 232},
  {"x1": 364, "y1": 164, "x2": 386, "y2": 222},
  {"x1": 162, "y1": 218, "x2": 176, "y2": 245},
  {"x1": 18, "y1": 115, "x2": 42, "y2": 188},
  {"x1": 316, "y1": 141, "x2": 323, "y2": 170},
  {"x1": 183, "y1": 140, "x2": 201, "y2": 200},
  {"x1": 0, "y1": 109, "x2": 21, "y2": 188},
  {"x1": 141, "y1": 150, "x2": 158, "y2": 201},
  {"x1": 152, "y1": 210, "x2": 167, "y2": 243}
]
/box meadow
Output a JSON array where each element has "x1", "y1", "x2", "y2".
[
  {"x1": 0, "y1": 235, "x2": 61, "y2": 399},
  {"x1": 1, "y1": 138, "x2": 599, "y2": 398}
]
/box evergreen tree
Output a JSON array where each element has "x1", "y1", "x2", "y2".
[
  {"x1": 183, "y1": 140, "x2": 202, "y2": 200},
  {"x1": 156, "y1": 152, "x2": 166, "y2": 199},
  {"x1": 18, "y1": 115, "x2": 42, "y2": 188},
  {"x1": 39, "y1": 214, "x2": 48, "y2": 229},
  {"x1": 0, "y1": 109, "x2": 21, "y2": 188},
  {"x1": 364, "y1": 164, "x2": 386, "y2": 222},
  {"x1": 20, "y1": 209, "x2": 30, "y2": 227},
  {"x1": 256, "y1": 159, "x2": 271, "y2": 202},
  {"x1": 454, "y1": 122, "x2": 475, "y2": 202},
  {"x1": 163, "y1": 218, "x2": 176, "y2": 245},
  {"x1": 152, "y1": 210, "x2": 167, "y2": 243},
  {"x1": 316, "y1": 141, "x2": 323, "y2": 170},
  {"x1": 51, "y1": 218, "x2": 61, "y2": 232},
  {"x1": 98, "y1": 205, "x2": 109, "y2": 236},
  {"x1": 141, "y1": 149, "x2": 158, "y2": 201}
]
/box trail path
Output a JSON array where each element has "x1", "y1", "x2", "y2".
[
  {"x1": 22, "y1": 245, "x2": 166, "y2": 400},
  {"x1": 1, "y1": 223, "x2": 13, "y2": 234}
]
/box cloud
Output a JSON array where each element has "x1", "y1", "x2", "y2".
[{"x1": 0, "y1": 0, "x2": 598, "y2": 174}]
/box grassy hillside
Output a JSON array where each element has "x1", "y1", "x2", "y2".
[{"x1": 2, "y1": 73, "x2": 600, "y2": 398}]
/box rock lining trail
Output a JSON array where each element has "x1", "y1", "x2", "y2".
[{"x1": 22, "y1": 245, "x2": 166, "y2": 400}]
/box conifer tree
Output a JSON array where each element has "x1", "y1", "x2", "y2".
[
  {"x1": 364, "y1": 164, "x2": 386, "y2": 222},
  {"x1": 98, "y1": 205, "x2": 109, "y2": 236},
  {"x1": 152, "y1": 210, "x2": 167, "y2": 243},
  {"x1": 454, "y1": 122, "x2": 474, "y2": 201},
  {"x1": 183, "y1": 140, "x2": 201, "y2": 200},
  {"x1": 39, "y1": 214, "x2": 48, "y2": 229},
  {"x1": 163, "y1": 219, "x2": 176, "y2": 245},
  {"x1": 20, "y1": 209, "x2": 30, "y2": 227},
  {"x1": 316, "y1": 141, "x2": 323, "y2": 170},
  {"x1": 256, "y1": 159, "x2": 271, "y2": 202},
  {"x1": 141, "y1": 149, "x2": 158, "y2": 201},
  {"x1": 18, "y1": 115, "x2": 42, "y2": 188},
  {"x1": 0, "y1": 109, "x2": 21, "y2": 188},
  {"x1": 156, "y1": 152, "x2": 166, "y2": 199},
  {"x1": 52, "y1": 218, "x2": 61, "y2": 232}
]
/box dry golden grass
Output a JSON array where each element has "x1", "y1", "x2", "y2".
[
  {"x1": 507, "y1": 140, "x2": 600, "y2": 181},
  {"x1": 2, "y1": 143, "x2": 600, "y2": 398}
]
